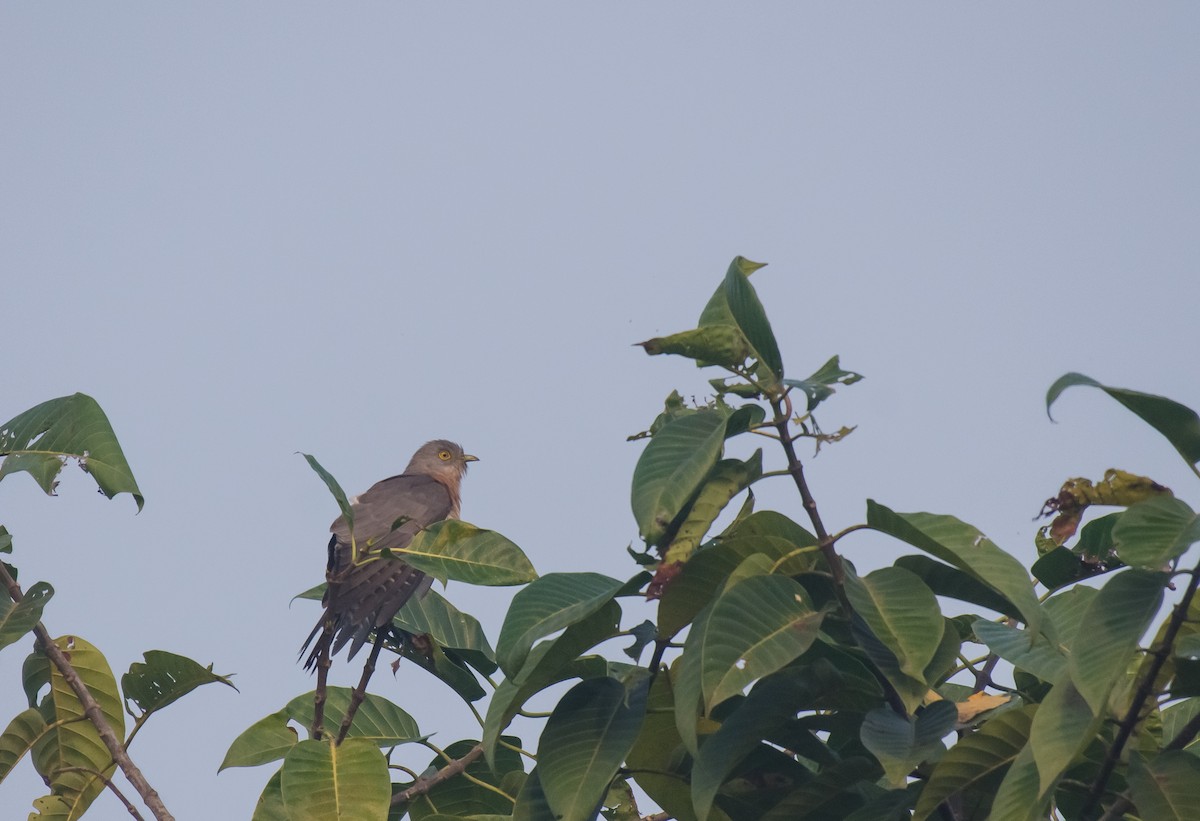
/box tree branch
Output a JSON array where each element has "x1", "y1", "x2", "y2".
[
  {"x1": 0, "y1": 564, "x2": 174, "y2": 821},
  {"x1": 1082, "y1": 565, "x2": 1200, "y2": 816},
  {"x1": 390, "y1": 743, "x2": 485, "y2": 806},
  {"x1": 336, "y1": 628, "x2": 387, "y2": 744},
  {"x1": 56, "y1": 767, "x2": 146, "y2": 820}
]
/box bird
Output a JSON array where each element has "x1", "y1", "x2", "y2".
[{"x1": 301, "y1": 439, "x2": 478, "y2": 671}]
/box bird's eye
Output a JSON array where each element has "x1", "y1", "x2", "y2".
[{"x1": 438, "y1": 450, "x2": 452, "y2": 461}]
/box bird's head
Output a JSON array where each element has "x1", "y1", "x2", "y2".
[{"x1": 406, "y1": 439, "x2": 478, "y2": 482}]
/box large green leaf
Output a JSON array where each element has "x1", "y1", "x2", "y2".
[
  {"x1": 1046, "y1": 373, "x2": 1200, "y2": 468},
  {"x1": 860, "y1": 702, "x2": 957, "y2": 788},
  {"x1": 691, "y1": 661, "x2": 846, "y2": 819},
  {"x1": 0, "y1": 706, "x2": 48, "y2": 783},
  {"x1": 1028, "y1": 674, "x2": 1098, "y2": 795},
  {"x1": 393, "y1": 588, "x2": 496, "y2": 667},
  {"x1": 281, "y1": 738, "x2": 390, "y2": 821},
  {"x1": 399, "y1": 520, "x2": 536, "y2": 586},
  {"x1": 867, "y1": 502, "x2": 1044, "y2": 638},
  {"x1": 0, "y1": 581, "x2": 52, "y2": 652},
  {"x1": 30, "y1": 635, "x2": 125, "y2": 818},
  {"x1": 0, "y1": 393, "x2": 143, "y2": 510},
  {"x1": 973, "y1": 621, "x2": 1066, "y2": 683},
  {"x1": 913, "y1": 705, "x2": 1036, "y2": 820},
  {"x1": 496, "y1": 572, "x2": 624, "y2": 677},
  {"x1": 895, "y1": 556, "x2": 1020, "y2": 619},
  {"x1": 783, "y1": 355, "x2": 864, "y2": 412},
  {"x1": 220, "y1": 710, "x2": 299, "y2": 770},
  {"x1": 632, "y1": 410, "x2": 729, "y2": 546},
  {"x1": 538, "y1": 673, "x2": 650, "y2": 821},
  {"x1": 285, "y1": 687, "x2": 421, "y2": 747},
  {"x1": 301, "y1": 452, "x2": 354, "y2": 532},
  {"x1": 122, "y1": 650, "x2": 236, "y2": 718},
  {"x1": 659, "y1": 533, "x2": 811, "y2": 638},
  {"x1": 987, "y1": 743, "x2": 1046, "y2": 821},
  {"x1": 698, "y1": 575, "x2": 827, "y2": 709},
  {"x1": 844, "y1": 566, "x2": 943, "y2": 683},
  {"x1": 1069, "y1": 569, "x2": 1167, "y2": 713},
  {"x1": 628, "y1": 672, "x2": 717, "y2": 821},
  {"x1": 719, "y1": 257, "x2": 783, "y2": 381},
  {"x1": 1127, "y1": 750, "x2": 1200, "y2": 820},
  {"x1": 660, "y1": 450, "x2": 763, "y2": 570},
  {"x1": 511, "y1": 766, "x2": 555, "y2": 821},
  {"x1": 1112, "y1": 497, "x2": 1200, "y2": 568},
  {"x1": 400, "y1": 640, "x2": 488, "y2": 702},
  {"x1": 483, "y1": 602, "x2": 622, "y2": 767},
  {"x1": 250, "y1": 768, "x2": 289, "y2": 821}
]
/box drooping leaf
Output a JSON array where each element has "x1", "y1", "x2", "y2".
[
  {"x1": 398, "y1": 520, "x2": 536, "y2": 586},
  {"x1": 866, "y1": 502, "x2": 1045, "y2": 639},
  {"x1": 658, "y1": 450, "x2": 763, "y2": 572},
  {"x1": 631, "y1": 410, "x2": 729, "y2": 546},
  {"x1": 280, "y1": 738, "x2": 390, "y2": 821},
  {"x1": 122, "y1": 650, "x2": 236, "y2": 718},
  {"x1": 496, "y1": 572, "x2": 624, "y2": 677},
  {"x1": 1112, "y1": 497, "x2": 1200, "y2": 568},
  {"x1": 285, "y1": 687, "x2": 421, "y2": 747},
  {"x1": 220, "y1": 709, "x2": 299, "y2": 770},
  {"x1": 860, "y1": 702, "x2": 957, "y2": 788},
  {"x1": 844, "y1": 566, "x2": 943, "y2": 683},
  {"x1": 30, "y1": 635, "x2": 125, "y2": 817},
  {"x1": 538, "y1": 673, "x2": 650, "y2": 821},
  {"x1": 393, "y1": 588, "x2": 496, "y2": 666},
  {"x1": 1046, "y1": 373, "x2": 1200, "y2": 468},
  {"x1": 783, "y1": 355, "x2": 864, "y2": 412},
  {"x1": 0, "y1": 581, "x2": 52, "y2": 652},
  {"x1": 0, "y1": 393, "x2": 143, "y2": 509},
  {"x1": 913, "y1": 705, "x2": 1036, "y2": 820},
  {"x1": 1038, "y1": 469, "x2": 1172, "y2": 544},
  {"x1": 698, "y1": 575, "x2": 827, "y2": 709},
  {"x1": 638, "y1": 325, "x2": 753, "y2": 368},
  {"x1": 0, "y1": 707, "x2": 48, "y2": 783},
  {"x1": 397, "y1": 638, "x2": 487, "y2": 702},
  {"x1": 1069, "y1": 568, "x2": 1167, "y2": 713},
  {"x1": 895, "y1": 555, "x2": 1021, "y2": 619},
  {"x1": 1126, "y1": 750, "x2": 1200, "y2": 820},
  {"x1": 301, "y1": 453, "x2": 354, "y2": 532}
]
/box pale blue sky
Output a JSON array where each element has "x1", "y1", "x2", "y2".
[{"x1": 3, "y1": 5, "x2": 1199, "y2": 818}]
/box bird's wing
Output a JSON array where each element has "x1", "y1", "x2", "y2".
[{"x1": 321, "y1": 474, "x2": 452, "y2": 657}]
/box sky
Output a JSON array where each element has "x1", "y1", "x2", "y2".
[{"x1": 2, "y1": 4, "x2": 1199, "y2": 818}]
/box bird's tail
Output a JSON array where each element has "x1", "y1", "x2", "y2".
[{"x1": 300, "y1": 615, "x2": 332, "y2": 672}]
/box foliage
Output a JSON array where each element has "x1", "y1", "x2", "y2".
[{"x1": 5, "y1": 258, "x2": 1200, "y2": 820}]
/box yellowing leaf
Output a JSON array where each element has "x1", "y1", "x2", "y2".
[{"x1": 956, "y1": 692, "x2": 1011, "y2": 723}]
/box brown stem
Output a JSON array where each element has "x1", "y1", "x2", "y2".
[
  {"x1": 312, "y1": 626, "x2": 333, "y2": 741},
  {"x1": 336, "y1": 628, "x2": 387, "y2": 744},
  {"x1": 56, "y1": 767, "x2": 146, "y2": 820},
  {"x1": 0, "y1": 564, "x2": 174, "y2": 821},
  {"x1": 1081, "y1": 566, "x2": 1200, "y2": 816},
  {"x1": 390, "y1": 743, "x2": 485, "y2": 805}
]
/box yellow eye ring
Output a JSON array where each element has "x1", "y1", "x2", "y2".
[{"x1": 438, "y1": 450, "x2": 452, "y2": 461}]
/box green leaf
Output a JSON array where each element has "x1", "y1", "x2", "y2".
[
  {"x1": 895, "y1": 555, "x2": 1021, "y2": 619},
  {"x1": 913, "y1": 705, "x2": 1036, "y2": 820},
  {"x1": 408, "y1": 738, "x2": 523, "y2": 820},
  {"x1": 631, "y1": 410, "x2": 729, "y2": 546},
  {"x1": 496, "y1": 572, "x2": 624, "y2": 677},
  {"x1": 866, "y1": 502, "x2": 1045, "y2": 639},
  {"x1": 398, "y1": 639, "x2": 486, "y2": 702},
  {"x1": 1028, "y1": 674, "x2": 1097, "y2": 795},
  {"x1": 1046, "y1": 373, "x2": 1200, "y2": 468},
  {"x1": 987, "y1": 743, "x2": 1046, "y2": 821},
  {"x1": 758, "y1": 757, "x2": 882, "y2": 821},
  {"x1": 973, "y1": 621, "x2": 1066, "y2": 683},
  {"x1": 0, "y1": 706, "x2": 48, "y2": 783},
  {"x1": 783, "y1": 355, "x2": 864, "y2": 412},
  {"x1": 221, "y1": 709, "x2": 299, "y2": 771},
  {"x1": 399, "y1": 520, "x2": 536, "y2": 586},
  {"x1": 720, "y1": 257, "x2": 783, "y2": 381},
  {"x1": 0, "y1": 393, "x2": 143, "y2": 509},
  {"x1": 1069, "y1": 568, "x2": 1167, "y2": 713},
  {"x1": 122, "y1": 650, "x2": 236, "y2": 718},
  {"x1": 844, "y1": 566, "x2": 943, "y2": 683},
  {"x1": 1112, "y1": 497, "x2": 1200, "y2": 567},
  {"x1": 0, "y1": 581, "x2": 52, "y2": 652},
  {"x1": 698, "y1": 575, "x2": 827, "y2": 709},
  {"x1": 30, "y1": 635, "x2": 125, "y2": 817},
  {"x1": 512, "y1": 766, "x2": 556, "y2": 821},
  {"x1": 638, "y1": 325, "x2": 753, "y2": 368},
  {"x1": 285, "y1": 687, "x2": 421, "y2": 747},
  {"x1": 483, "y1": 602, "x2": 622, "y2": 768},
  {"x1": 281, "y1": 738, "x2": 390, "y2": 821},
  {"x1": 301, "y1": 453, "x2": 354, "y2": 532},
  {"x1": 1128, "y1": 749, "x2": 1200, "y2": 819},
  {"x1": 538, "y1": 673, "x2": 650, "y2": 821},
  {"x1": 659, "y1": 450, "x2": 763, "y2": 570},
  {"x1": 393, "y1": 588, "x2": 496, "y2": 666},
  {"x1": 860, "y1": 702, "x2": 957, "y2": 788},
  {"x1": 250, "y1": 768, "x2": 288, "y2": 821},
  {"x1": 691, "y1": 660, "x2": 846, "y2": 819}
]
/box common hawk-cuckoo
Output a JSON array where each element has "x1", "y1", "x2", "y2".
[{"x1": 301, "y1": 439, "x2": 477, "y2": 670}]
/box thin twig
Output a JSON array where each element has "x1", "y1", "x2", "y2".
[
  {"x1": 1081, "y1": 566, "x2": 1200, "y2": 816},
  {"x1": 391, "y1": 743, "x2": 485, "y2": 806},
  {"x1": 0, "y1": 564, "x2": 174, "y2": 821},
  {"x1": 56, "y1": 767, "x2": 146, "y2": 820},
  {"x1": 335, "y1": 628, "x2": 388, "y2": 744}
]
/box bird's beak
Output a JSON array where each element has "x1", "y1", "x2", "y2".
[{"x1": 463, "y1": 454, "x2": 479, "y2": 463}]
